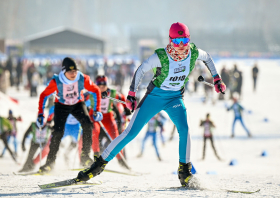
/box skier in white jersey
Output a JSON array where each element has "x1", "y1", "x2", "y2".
[{"x1": 77, "y1": 22, "x2": 227, "y2": 187}]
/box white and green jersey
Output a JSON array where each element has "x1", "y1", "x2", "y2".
[{"x1": 130, "y1": 43, "x2": 218, "y2": 92}]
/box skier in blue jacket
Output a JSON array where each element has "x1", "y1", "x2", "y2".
[{"x1": 227, "y1": 97, "x2": 251, "y2": 138}]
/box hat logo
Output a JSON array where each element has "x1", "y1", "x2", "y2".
[
  {"x1": 178, "y1": 31, "x2": 184, "y2": 35},
  {"x1": 70, "y1": 66, "x2": 74, "y2": 70}
]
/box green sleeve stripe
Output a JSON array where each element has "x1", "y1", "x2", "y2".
[{"x1": 153, "y1": 48, "x2": 170, "y2": 87}]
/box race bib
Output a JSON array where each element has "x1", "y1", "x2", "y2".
[
  {"x1": 35, "y1": 127, "x2": 47, "y2": 143},
  {"x1": 63, "y1": 82, "x2": 80, "y2": 105},
  {"x1": 101, "y1": 98, "x2": 110, "y2": 113}
]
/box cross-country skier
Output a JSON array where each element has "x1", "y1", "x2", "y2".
[
  {"x1": 90, "y1": 75, "x2": 131, "y2": 169},
  {"x1": 19, "y1": 119, "x2": 52, "y2": 172},
  {"x1": 0, "y1": 116, "x2": 17, "y2": 162},
  {"x1": 76, "y1": 22, "x2": 226, "y2": 187},
  {"x1": 137, "y1": 114, "x2": 163, "y2": 161},
  {"x1": 32, "y1": 112, "x2": 83, "y2": 168},
  {"x1": 1, "y1": 110, "x2": 21, "y2": 157},
  {"x1": 227, "y1": 97, "x2": 251, "y2": 138},
  {"x1": 200, "y1": 113, "x2": 221, "y2": 160},
  {"x1": 36, "y1": 57, "x2": 102, "y2": 173}
]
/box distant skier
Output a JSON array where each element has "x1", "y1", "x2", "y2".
[
  {"x1": 32, "y1": 113, "x2": 83, "y2": 169},
  {"x1": 137, "y1": 114, "x2": 163, "y2": 161},
  {"x1": 252, "y1": 63, "x2": 259, "y2": 92},
  {"x1": 20, "y1": 119, "x2": 52, "y2": 172},
  {"x1": 200, "y1": 113, "x2": 221, "y2": 160},
  {"x1": 227, "y1": 97, "x2": 251, "y2": 138},
  {"x1": 0, "y1": 116, "x2": 17, "y2": 163},
  {"x1": 77, "y1": 22, "x2": 226, "y2": 187},
  {"x1": 36, "y1": 57, "x2": 102, "y2": 173},
  {"x1": 0, "y1": 110, "x2": 21, "y2": 157}
]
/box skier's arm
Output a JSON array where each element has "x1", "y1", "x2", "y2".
[
  {"x1": 238, "y1": 104, "x2": 245, "y2": 111},
  {"x1": 22, "y1": 123, "x2": 33, "y2": 151},
  {"x1": 84, "y1": 75, "x2": 101, "y2": 112},
  {"x1": 197, "y1": 49, "x2": 218, "y2": 77},
  {"x1": 200, "y1": 120, "x2": 205, "y2": 126},
  {"x1": 38, "y1": 79, "x2": 57, "y2": 115},
  {"x1": 210, "y1": 121, "x2": 216, "y2": 128},
  {"x1": 227, "y1": 104, "x2": 233, "y2": 111},
  {"x1": 129, "y1": 53, "x2": 161, "y2": 92}
]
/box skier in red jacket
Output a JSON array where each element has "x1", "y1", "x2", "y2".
[{"x1": 36, "y1": 57, "x2": 102, "y2": 173}]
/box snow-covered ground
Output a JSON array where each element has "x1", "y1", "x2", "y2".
[{"x1": 0, "y1": 59, "x2": 280, "y2": 197}]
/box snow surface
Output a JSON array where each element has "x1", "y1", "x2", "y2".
[{"x1": 0, "y1": 59, "x2": 280, "y2": 197}]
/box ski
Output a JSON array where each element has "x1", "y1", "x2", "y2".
[
  {"x1": 38, "y1": 178, "x2": 102, "y2": 189},
  {"x1": 13, "y1": 171, "x2": 50, "y2": 176},
  {"x1": 70, "y1": 168, "x2": 146, "y2": 176},
  {"x1": 169, "y1": 186, "x2": 260, "y2": 194},
  {"x1": 225, "y1": 189, "x2": 260, "y2": 194}
]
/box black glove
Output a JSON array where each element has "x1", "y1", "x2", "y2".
[
  {"x1": 124, "y1": 107, "x2": 132, "y2": 116},
  {"x1": 126, "y1": 95, "x2": 137, "y2": 113}
]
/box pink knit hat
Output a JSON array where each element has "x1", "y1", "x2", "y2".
[{"x1": 169, "y1": 22, "x2": 190, "y2": 38}]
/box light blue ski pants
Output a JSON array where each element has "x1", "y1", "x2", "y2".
[{"x1": 101, "y1": 85, "x2": 191, "y2": 163}]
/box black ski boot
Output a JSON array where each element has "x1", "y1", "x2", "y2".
[
  {"x1": 77, "y1": 156, "x2": 108, "y2": 181},
  {"x1": 39, "y1": 163, "x2": 54, "y2": 174},
  {"x1": 178, "y1": 162, "x2": 193, "y2": 187},
  {"x1": 80, "y1": 151, "x2": 94, "y2": 167}
]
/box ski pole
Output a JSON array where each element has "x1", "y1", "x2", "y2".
[
  {"x1": 98, "y1": 121, "x2": 131, "y2": 170},
  {"x1": 39, "y1": 127, "x2": 42, "y2": 167},
  {"x1": 197, "y1": 75, "x2": 225, "y2": 94},
  {"x1": 105, "y1": 96, "x2": 126, "y2": 105}
]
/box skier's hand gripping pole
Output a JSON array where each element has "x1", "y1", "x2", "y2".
[
  {"x1": 198, "y1": 75, "x2": 226, "y2": 94},
  {"x1": 126, "y1": 91, "x2": 137, "y2": 113}
]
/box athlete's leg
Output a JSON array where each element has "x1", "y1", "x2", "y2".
[
  {"x1": 0, "y1": 133, "x2": 16, "y2": 162},
  {"x1": 71, "y1": 102, "x2": 93, "y2": 160},
  {"x1": 101, "y1": 90, "x2": 164, "y2": 162},
  {"x1": 202, "y1": 137, "x2": 207, "y2": 159},
  {"x1": 239, "y1": 117, "x2": 250, "y2": 135},
  {"x1": 1, "y1": 135, "x2": 10, "y2": 156},
  {"x1": 232, "y1": 117, "x2": 238, "y2": 137},
  {"x1": 103, "y1": 114, "x2": 123, "y2": 160},
  {"x1": 140, "y1": 131, "x2": 150, "y2": 155},
  {"x1": 164, "y1": 97, "x2": 190, "y2": 163},
  {"x1": 44, "y1": 103, "x2": 70, "y2": 166},
  {"x1": 12, "y1": 134, "x2": 17, "y2": 155},
  {"x1": 209, "y1": 136, "x2": 220, "y2": 160},
  {"x1": 91, "y1": 121, "x2": 101, "y2": 154},
  {"x1": 20, "y1": 141, "x2": 39, "y2": 171},
  {"x1": 152, "y1": 132, "x2": 160, "y2": 158}
]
